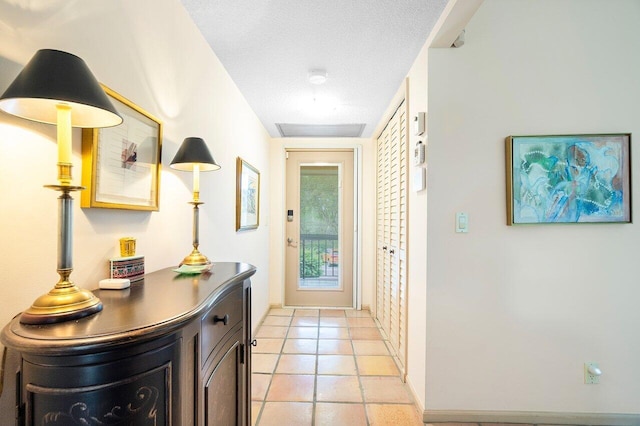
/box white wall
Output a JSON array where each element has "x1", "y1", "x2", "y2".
[
  {"x1": 404, "y1": 44, "x2": 429, "y2": 410},
  {"x1": 0, "y1": 0, "x2": 271, "y2": 340},
  {"x1": 268, "y1": 138, "x2": 375, "y2": 310},
  {"x1": 427, "y1": 0, "x2": 640, "y2": 414}
]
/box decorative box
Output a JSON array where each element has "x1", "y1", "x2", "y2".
[{"x1": 110, "y1": 255, "x2": 145, "y2": 282}]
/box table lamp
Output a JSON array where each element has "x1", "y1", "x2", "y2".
[
  {"x1": 0, "y1": 49, "x2": 122, "y2": 324},
  {"x1": 170, "y1": 137, "x2": 220, "y2": 266}
]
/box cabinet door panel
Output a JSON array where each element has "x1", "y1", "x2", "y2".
[
  {"x1": 204, "y1": 334, "x2": 242, "y2": 426},
  {"x1": 24, "y1": 339, "x2": 179, "y2": 425},
  {"x1": 28, "y1": 365, "x2": 169, "y2": 425}
]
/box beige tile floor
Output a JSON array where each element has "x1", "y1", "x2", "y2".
[
  {"x1": 251, "y1": 308, "x2": 587, "y2": 426},
  {"x1": 251, "y1": 308, "x2": 423, "y2": 426}
]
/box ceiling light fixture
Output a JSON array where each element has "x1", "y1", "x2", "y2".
[{"x1": 308, "y1": 69, "x2": 328, "y2": 85}]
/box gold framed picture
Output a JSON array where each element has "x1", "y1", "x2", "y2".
[
  {"x1": 236, "y1": 157, "x2": 260, "y2": 231},
  {"x1": 81, "y1": 85, "x2": 162, "y2": 211}
]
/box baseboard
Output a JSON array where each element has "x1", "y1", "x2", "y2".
[
  {"x1": 252, "y1": 308, "x2": 272, "y2": 338},
  {"x1": 404, "y1": 375, "x2": 425, "y2": 414},
  {"x1": 423, "y1": 409, "x2": 640, "y2": 426}
]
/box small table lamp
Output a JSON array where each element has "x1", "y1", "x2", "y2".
[
  {"x1": 0, "y1": 49, "x2": 122, "y2": 324},
  {"x1": 170, "y1": 137, "x2": 220, "y2": 266}
]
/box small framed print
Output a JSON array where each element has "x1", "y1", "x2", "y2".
[
  {"x1": 81, "y1": 85, "x2": 162, "y2": 211},
  {"x1": 236, "y1": 157, "x2": 260, "y2": 231}
]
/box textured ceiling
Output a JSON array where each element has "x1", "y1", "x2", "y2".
[{"x1": 180, "y1": 0, "x2": 448, "y2": 137}]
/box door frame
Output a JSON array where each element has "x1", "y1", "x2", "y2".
[{"x1": 279, "y1": 143, "x2": 363, "y2": 310}]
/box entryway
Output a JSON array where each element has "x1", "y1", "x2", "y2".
[{"x1": 284, "y1": 150, "x2": 355, "y2": 307}]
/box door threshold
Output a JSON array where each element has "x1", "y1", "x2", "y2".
[{"x1": 281, "y1": 305, "x2": 357, "y2": 310}]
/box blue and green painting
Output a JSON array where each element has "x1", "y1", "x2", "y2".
[{"x1": 511, "y1": 135, "x2": 630, "y2": 224}]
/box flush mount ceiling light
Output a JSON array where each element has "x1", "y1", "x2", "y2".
[{"x1": 308, "y1": 69, "x2": 327, "y2": 85}]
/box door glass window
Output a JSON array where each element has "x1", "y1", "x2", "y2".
[{"x1": 299, "y1": 165, "x2": 340, "y2": 290}]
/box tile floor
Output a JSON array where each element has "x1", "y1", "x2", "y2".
[
  {"x1": 251, "y1": 309, "x2": 577, "y2": 426},
  {"x1": 251, "y1": 308, "x2": 424, "y2": 426}
]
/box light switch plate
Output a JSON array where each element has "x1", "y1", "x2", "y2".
[{"x1": 456, "y1": 212, "x2": 468, "y2": 233}]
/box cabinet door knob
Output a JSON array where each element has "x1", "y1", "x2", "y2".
[
  {"x1": 213, "y1": 314, "x2": 229, "y2": 325},
  {"x1": 250, "y1": 339, "x2": 258, "y2": 347}
]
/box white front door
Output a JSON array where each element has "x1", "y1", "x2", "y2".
[{"x1": 284, "y1": 150, "x2": 354, "y2": 307}]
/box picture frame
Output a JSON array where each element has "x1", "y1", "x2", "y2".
[
  {"x1": 81, "y1": 85, "x2": 162, "y2": 211},
  {"x1": 506, "y1": 134, "x2": 631, "y2": 225},
  {"x1": 236, "y1": 157, "x2": 260, "y2": 231}
]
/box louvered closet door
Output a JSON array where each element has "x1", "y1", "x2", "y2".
[
  {"x1": 388, "y1": 111, "x2": 400, "y2": 354},
  {"x1": 396, "y1": 107, "x2": 408, "y2": 363},
  {"x1": 375, "y1": 100, "x2": 408, "y2": 375},
  {"x1": 376, "y1": 126, "x2": 390, "y2": 336}
]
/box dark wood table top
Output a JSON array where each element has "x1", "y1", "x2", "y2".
[{"x1": 1, "y1": 262, "x2": 256, "y2": 354}]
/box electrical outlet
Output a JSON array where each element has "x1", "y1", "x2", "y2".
[{"x1": 584, "y1": 362, "x2": 601, "y2": 384}]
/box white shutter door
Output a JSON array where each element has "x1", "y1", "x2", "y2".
[
  {"x1": 375, "y1": 100, "x2": 408, "y2": 376},
  {"x1": 376, "y1": 126, "x2": 389, "y2": 322},
  {"x1": 382, "y1": 122, "x2": 391, "y2": 335},
  {"x1": 388, "y1": 108, "x2": 400, "y2": 354},
  {"x1": 397, "y1": 107, "x2": 408, "y2": 369}
]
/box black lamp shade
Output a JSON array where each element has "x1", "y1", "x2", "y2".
[
  {"x1": 0, "y1": 49, "x2": 122, "y2": 128},
  {"x1": 170, "y1": 137, "x2": 221, "y2": 172}
]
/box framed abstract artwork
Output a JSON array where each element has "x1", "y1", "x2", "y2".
[
  {"x1": 506, "y1": 134, "x2": 631, "y2": 225},
  {"x1": 81, "y1": 85, "x2": 162, "y2": 211},
  {"x1": 236, "y1": 157, "x2": 260, "y2": 231}
]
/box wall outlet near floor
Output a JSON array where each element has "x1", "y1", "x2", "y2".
[{"x1": 584, "y1": 362, "x2": 601, "y2": 384}]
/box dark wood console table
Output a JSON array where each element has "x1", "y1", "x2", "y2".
[{"x1": 1, "y1": 262, "x2": 255, "y2": 425}]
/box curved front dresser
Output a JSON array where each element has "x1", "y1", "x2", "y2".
[{"x1": 1, "y1": 262, "x2": 256, "y2": 426}]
